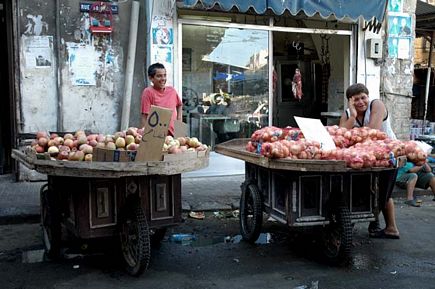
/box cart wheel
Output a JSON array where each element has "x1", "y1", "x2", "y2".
[
  {"x1": 240, "y1": 183, "x2": 263, "y2": 243},
  {"x1": 322, "y1": 207, "x2": 352, "y2": 263},
  {"x1": 150, "y1": 228, "x2": 167, "y2": 248},
  {"x1": 119, "y1": 204, "x2": 151, "y2": 276},
  {"x1": 40, "y1": 183, "x2": 62, "y2": 260}
]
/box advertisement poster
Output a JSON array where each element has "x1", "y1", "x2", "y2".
[
  {"x1": 150, "y1": 16, "x2": 173, "y2": 86},
  {"x1": 388, "y1": 14, "x2": 411, "y2": 37},
  {"x1": 23, "y1": 35, "x2": 53, "y2": 68},
  {"x1": 67, "y1": 43, "x2": 97, "y2": 86},
  {"x1": 387, "y1": 13, "x2": 412, "y2": 59},
  {"x1": 388, "y1": 0, "x2": 403, "y2": 13}
]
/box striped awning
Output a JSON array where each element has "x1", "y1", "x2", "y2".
[{"x1": 180, "y1": 0, "x2": 388, "y2": 23}]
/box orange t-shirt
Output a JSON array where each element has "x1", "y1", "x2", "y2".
[{"x1": 140, "y1": 86, "x2": 182, "y2": 135}]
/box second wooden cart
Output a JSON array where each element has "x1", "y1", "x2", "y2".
[{"x1": 215, "y1": 139, "x2": 398, "y2": 262}]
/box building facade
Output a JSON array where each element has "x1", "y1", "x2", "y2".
[{"x1": 0, "y1": 0, "x2": 417, "y2": 176}]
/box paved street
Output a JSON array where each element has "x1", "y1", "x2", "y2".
[{"x1": 1, "y1": 194, "x2": 435, "y2": 289}]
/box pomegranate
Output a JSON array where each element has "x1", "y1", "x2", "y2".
[
  {"x1": 36, "y1": 131, "x2": 48, "y2": 139},
  {"x1": 38, "y1": 137, "x2": 48, "y2": 147},
  {"x1": 63, "y1": 133, "x2": 74, "y2": 140}
]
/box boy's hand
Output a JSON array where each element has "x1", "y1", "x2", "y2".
[{"x1": 348, "y1": 97, "x2": 357, "y2": 118}]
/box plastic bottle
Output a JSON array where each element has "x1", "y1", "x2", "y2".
[{"x1": 169, "y1": 233, "x2": 196, "y2": 244}]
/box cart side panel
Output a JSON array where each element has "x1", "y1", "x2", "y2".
[
  {"x1": 270, "y1": 170, "x2": 294, "y2": 224},
  {"x1": 349, "y1": 173, "x2": 373, "y2": 214},
  {"x1": 49, "y1": 176, "x2": 118, "y2": 240},
  {"x1": 245, "y1": 163, "x2": 270, "y2": 207},
  {"x1": 145, "y1": 174, "x2": 182, "y2": 228},
  {"x1": 88, "y1": 179, "x2": 118, "y2": 231},
  {"x1": 299, "y1": 174, "x2": 323, "y2": 218}
]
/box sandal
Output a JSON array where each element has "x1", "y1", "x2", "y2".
[
  {"x1": 404, "y1": 199, "x2": 421, "y2": 207},
  {"x1": 369, "y1": 229, "x2": 400, "y2": 239}
]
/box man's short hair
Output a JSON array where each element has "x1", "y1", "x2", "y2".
[
  {"x1": 346, "y1": 83, "x2": 369, "y2": 99},
  {"x1": 148, "y1": 63, "x2": 165, "y2": 77}
]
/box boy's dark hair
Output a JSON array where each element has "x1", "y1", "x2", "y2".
[
  {"x1": 148, "y1": 63, "x2": 165, "y2": 77},
  {"x1": 346, "y1": 83, "x2": 369, "y2": 99}
]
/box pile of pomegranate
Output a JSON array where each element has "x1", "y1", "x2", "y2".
[
  {"x1": 245, "y1": 126, "x2": 428, "y2": 169},
  {"x1": 29, "y1": 128, "x2": 207, "y2": 161}
]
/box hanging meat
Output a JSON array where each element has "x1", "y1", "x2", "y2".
[{"x1": 292, "y1": 68, "x2": 303, "y2": 101}]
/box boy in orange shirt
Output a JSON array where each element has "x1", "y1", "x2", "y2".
[{"x1": 141, "y1": 63, "x2": 182, "y2": 136}]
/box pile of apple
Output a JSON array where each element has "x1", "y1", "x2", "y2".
[
  {"x1": 30, "y1": 128, "x2": 143, "y2": 161},
  {"x1": 30, "y1": 127, "x2": 208, "y2": 161},
  {"x1": 163, "y1": 136, "x2": 208, "y2": 154}
]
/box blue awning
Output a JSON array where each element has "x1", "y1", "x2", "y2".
[{"x1": 180, "y1": 0, "x2": 388, "y2": 22}]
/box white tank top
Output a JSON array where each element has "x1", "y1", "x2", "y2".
[{"x1": 345, "y1": 99, "x2": 397, "y2": 140}]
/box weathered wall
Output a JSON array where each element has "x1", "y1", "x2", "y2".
[
  {"x1": 16, "y1": 0, "x2": 146, "y2": 135},
  {"x1": 18, "y1": 0, "x2": 58, "y2": 132},
  {"x1": 381, "y1": 0, "x2": 416, "y2": 140}
]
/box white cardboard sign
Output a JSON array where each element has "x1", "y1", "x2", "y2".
[{"x1": 294, "y1": 116, "x2": 336, "y2": 151}]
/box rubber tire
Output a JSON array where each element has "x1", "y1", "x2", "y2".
[
  {"x1": 239, "y1": 183, "x2": 263, "y2": 243},
  {"x1": 322, "y1": 207, "x2": 352, "y2": 263},
  {"x1": 40, "y1": 184, "x2": 62, "y2": 260},
  {"x1": 119, "y1": 204, "x2": 151, "y2": 276},
  {"x1": 150, "y1": 228, "x2": 167, "y2": 248}
]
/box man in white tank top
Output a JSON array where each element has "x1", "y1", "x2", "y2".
[
  {"x1": 339, "y1": 83, "x2": 400, "y2": 239},
  {"x1": 339, "y1": 83, "x2": 396, "y2": 139}
]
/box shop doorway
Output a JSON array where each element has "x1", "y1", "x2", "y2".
[
  {"x1": 273, "y1": 31, "x2": 324, "y2": 127},
  {"x1": 272, "y1": 31, "x2": 349, "y2": 128},
  {"x1": 0, "y1": 1, "x2": 13, "y2": 174}
]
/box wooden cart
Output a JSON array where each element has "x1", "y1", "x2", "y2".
[
  {"x1": 215, "y1": 139, "x2": 398, "y2": 263},
  {"x1": 12, "y1": 149, "x2": 209, "y2": 275}
]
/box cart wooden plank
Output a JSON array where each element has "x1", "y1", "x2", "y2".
[{"x1": 12, "y1": 149, "x2": 209, "y2": 178}]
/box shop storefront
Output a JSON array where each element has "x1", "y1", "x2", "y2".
[{"x1": 146, "y1": 0, "x2": 387, "y2": 150}]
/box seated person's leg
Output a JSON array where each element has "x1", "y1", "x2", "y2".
[
  {"x1": 396, "y1": 172, "x2": 418, "y2": 202},
  {"x1": 416, "y1": 170, "x2": 435, "y2": 200}
]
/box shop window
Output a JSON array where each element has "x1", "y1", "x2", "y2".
[{"x1": 181, "y1": 25, "x2": 269, "y2": 148}]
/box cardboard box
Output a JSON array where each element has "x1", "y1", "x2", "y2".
[
  {"x1": 135, "y1": 106, "x2": 172, "y2": 162},
  {"x1": 92, "y1": 148, "x2": 137, "y2": 162},
  {"x1": 174, "y1": 120, "x2": 188, "y2": 138}
]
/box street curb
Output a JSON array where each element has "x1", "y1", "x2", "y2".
[{"x1": 0, "y1": 214, "x2": 40, "y2": 225}]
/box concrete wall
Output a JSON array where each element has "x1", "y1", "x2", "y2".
[{"x1": 15, "y1": 0, "x2": 146, "y2": 135}]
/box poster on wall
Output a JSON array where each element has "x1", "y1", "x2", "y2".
[
  {"x1": 387, "y1": 13, "x2": 412, "y2": 59},
  {"x1": 150, "y1": 16, "x2": 173, "y2": 86},
  {"x1": 388, "y1": 14, "x2": 412, "y2": 37},
  {"x1": 67, "y1": 43, "x2": 97, "y2": 86},
  {"x1": 23, "y1": 36, "x2": 53, "y2": 69},
  {"x1": 397, "y1": 37, "x2": 411, "y2": 59},
  {"x1": 388, "y1": 0, "x2": 403, "y2": 13}
]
